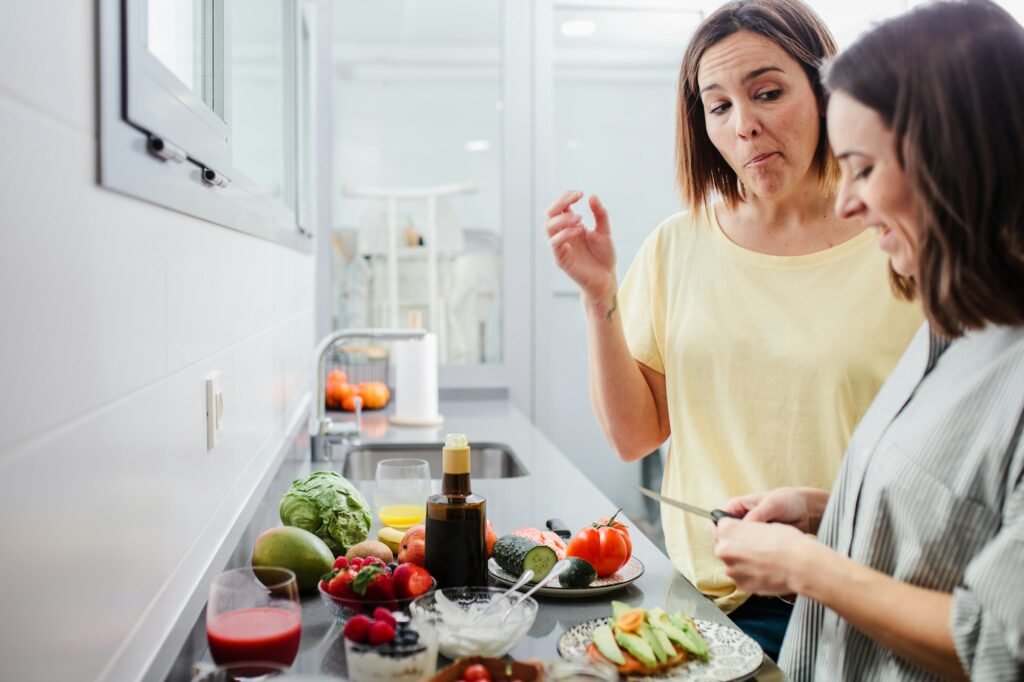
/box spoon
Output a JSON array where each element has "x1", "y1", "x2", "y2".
[
  {"x1": 472, "y1": 569, "x2": 534, "y2": 622},
  {"x1": 500, "y1": 559, "x2": 573, "y2": 624}
]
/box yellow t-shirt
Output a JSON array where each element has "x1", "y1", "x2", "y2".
[{"x1": 618, "y1": 208, "x2": 923, "y2": 613}]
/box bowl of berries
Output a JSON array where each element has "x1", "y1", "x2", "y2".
[
  {"x1": 319, "y1": 557, "x2": 436, "y2": 621},
  {"x1": 343, "y1": 607, "x2": 439, "y2": 682}
]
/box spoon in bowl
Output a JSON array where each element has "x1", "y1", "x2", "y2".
[
  {"x1": 472, "y1": 569, "x2": 534, "y2": 623},
  {"x1": 500, "y1": 559, "x2": 573, "y2": 624}
]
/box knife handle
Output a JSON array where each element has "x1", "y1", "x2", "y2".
[
  {"x1": 546, "y1": 518, "x2": 573, "y2": 539},
  {"x1": 711, "y1": 509, "x2": 743, "y2": 525}
]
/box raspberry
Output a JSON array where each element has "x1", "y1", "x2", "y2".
[
  {"x1": 368, "y1": 620, "x2": 396, "y2": 646},
  {"x1": 343, "y1": 615, "x2": 373, "y2": 643},
  {"x1": 372, "y1": 607, "x2": 397, "y2": 627},
  {"x1": 332, "y1": 556, "x2": 348, "y2": 570}
]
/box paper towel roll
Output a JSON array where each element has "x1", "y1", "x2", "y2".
[{"x1": 391, "y1": 333, "x2": 441, "y2": 425}]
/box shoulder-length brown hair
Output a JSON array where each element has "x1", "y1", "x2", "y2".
[
  {"x1": 677, "y1": 0, "x2": 839, "y2": 211},
  {"x1": 825, "y1": 0, "x2": 1024, "y2": 338}
]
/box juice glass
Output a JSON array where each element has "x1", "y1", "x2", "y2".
[
  {"x1": 375, "y1": 458, "x2": 431, "y2": 529},
  {"x1": 206, "y1": 567, "x2": 302, "y2": 667}
]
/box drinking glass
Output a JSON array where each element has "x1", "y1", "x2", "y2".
[
  {"x1": 206, "y1": 567, "x2": 302, "y2": 668},
  {"x1": 374, "y1": 458, "x2": 431, "y2": 530}
]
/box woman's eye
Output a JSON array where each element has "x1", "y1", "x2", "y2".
[
  {"x1": 756, "y1": 89, "x2": 782, "y2": 101},
  {"x1": 855, "y1": 165, "x2": 874, "y2": 180},
  {"x1": 709, "y1": 102, "x2": 731, "y2": 116}
]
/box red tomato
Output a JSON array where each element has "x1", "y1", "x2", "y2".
[
  {"x1": 566, "y1": 508, "x2": 633, "y2": 577},
  {"x1": 462, "y1": 663, "x2": 491, "y2": 681}
]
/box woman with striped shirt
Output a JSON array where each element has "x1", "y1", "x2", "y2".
[{"x1": 712, "y1": 1, "x2": 1024, "y2": 679}]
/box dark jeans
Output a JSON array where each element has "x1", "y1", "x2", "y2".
[{"x1": 728, "y1": 595, "x2": 794, "y2": 662}]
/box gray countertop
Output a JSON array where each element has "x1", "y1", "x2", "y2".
[{"x1": 174, "y1": 399, "x2": 782, "y2": 681}]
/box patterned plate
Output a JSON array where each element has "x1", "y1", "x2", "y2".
[
  {"x1": 488, "y1": 556, "x2": 644, "y2": 598},
  {"x1": 558, "y1": 617, "x2": 763, "y2": 682}
]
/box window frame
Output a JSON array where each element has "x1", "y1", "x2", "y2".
[{"x1": 99, "y1": 0, "x2": 313, "y2": 252}]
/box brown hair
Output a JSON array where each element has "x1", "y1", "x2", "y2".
[
  {"x1": 676, "y1": 0, "x2": 839, "y2": 211},
  {"x1": 825, "y1": 0, "x2": 1024, "y2": 337}
]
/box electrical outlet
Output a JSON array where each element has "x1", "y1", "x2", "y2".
[{"x1": 206, "y1": 371, "x2": 224, "y2": 450}]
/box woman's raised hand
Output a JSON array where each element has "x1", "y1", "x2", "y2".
[{"x1": 545, "y1": 190, "x2": 617, "y2": 302}]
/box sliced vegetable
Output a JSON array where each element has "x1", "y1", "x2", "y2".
[
  {"x1": 615, "y1": 608, "x2": 645, "y2": 633},
  {"x1": 492, "y1": 534, "x2": 558, "y2": 581},
  {"x1": 510, "y1": 527, "x2": 567, "y2": 559}
]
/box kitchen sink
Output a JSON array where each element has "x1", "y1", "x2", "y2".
[{"x1": 338, "y1": 442, "x2": 528, "y2": 480}]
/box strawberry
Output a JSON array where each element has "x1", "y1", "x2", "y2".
[
  {"x1": 392, "y1": 563, "x2": 434, "y2": 599},
  {"x1": 352, "y1": 565, "x2": 395, "y2": 602},
  {"x1": 326, "y1": 567, "x2": 358, "y2": 599},
  {"x1": 372, "y1": 607, "x2": 397, "y2": 627},
  {"x1": 368, "y1": 619, "x2": 396, "y2": 646},
  {"x1": 343, "y1": 615, "x2": 373, "y2": 643}
]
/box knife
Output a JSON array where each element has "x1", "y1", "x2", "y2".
[
  {"x1": 545, "y1": 518, "x2": 573, "y2": 539},
  {"x1": 636, "y1": 486, "x2": 743, "y2": 525}
]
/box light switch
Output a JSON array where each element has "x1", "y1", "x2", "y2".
[{"x1": 206, "y1": 371, "x2": 224, "y2": 451}]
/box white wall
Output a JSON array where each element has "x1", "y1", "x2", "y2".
[{"x1": 0, "y1": 3, "x2": 315, "y2": 681}]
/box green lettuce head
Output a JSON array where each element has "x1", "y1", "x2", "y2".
[{"x1": 279, "y1": 471, "x2": 372, "y2": 556}]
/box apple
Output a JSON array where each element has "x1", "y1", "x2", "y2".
[{"x1": 398, "y1": 525, "x2": 426, "y2": 566}]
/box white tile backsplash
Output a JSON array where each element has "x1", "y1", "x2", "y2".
[
  {"x1": 0, "y1": 97, "x2": 168, "y2": 453},
  {"x1": 0, "y1": 8, "x2": 316, "y2": 679},
  {"x1": 0, "y1": 1, "x2": 95, "y2": 136}
]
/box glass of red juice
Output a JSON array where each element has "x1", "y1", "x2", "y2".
[{"x1": 206, "y1": 567, "x2": 302, "y2": 667}]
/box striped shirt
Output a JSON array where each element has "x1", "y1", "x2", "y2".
[{"x1": 779, "y1": 323, "x2": 1024, "y2": 680}]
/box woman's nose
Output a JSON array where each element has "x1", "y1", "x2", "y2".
[
  {"x1": 734, "y1": 105, "x2": 761, "y2": 138},
  {"x1": 834, "y1": 183, "x2": 863, "y2": 219}
]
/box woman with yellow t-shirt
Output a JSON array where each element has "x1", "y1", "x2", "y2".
[{"x1": 544, "y1": 0, "x2": 921, "y2": 661}]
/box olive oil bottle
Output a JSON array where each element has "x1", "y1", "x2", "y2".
[{"x1": 424, "y1": 433, "x2": 487, "y2": 587}]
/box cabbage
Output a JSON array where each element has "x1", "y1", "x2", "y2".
[{"x1": 279, "y1": 471, "x2": 372, "y2": 556}]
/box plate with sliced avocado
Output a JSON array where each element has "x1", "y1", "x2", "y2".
[
  {"x1": 488, "y1": 534, "x2": 644, "y2": 597},
  {"x1": 557, "y1": 601, "x2": 763, "y2": 681}
]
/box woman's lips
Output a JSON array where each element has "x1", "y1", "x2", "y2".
[{"x1": 746, "y1": 152, "x2": 779, "y2": 166}]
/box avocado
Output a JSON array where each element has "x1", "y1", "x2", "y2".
[
  {"x1": 638, "y1": 623, "x2": 669, "y2": 663},
  {"x1": 611, "y1": 600, "x2": 632, "y2": 619},
  {"x1": 669, "y1": 612, "x2": 710, "y2": 662},
  {"x1": 615, "y1": 629, "x2": 658, "y2": 668},
  {"x1": 652, "y1": 627, "x2": 677, "y2": 660},
  {"x1": 648, "y1": 609, "x2": 692, "y2": 649},
  {"x1": 592, "y1": 624, "x2": 626, "y2": 665}
]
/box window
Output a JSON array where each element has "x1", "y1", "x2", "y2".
[{"x1": 99, "y1": 0, "x2": 312, "y2": 250}]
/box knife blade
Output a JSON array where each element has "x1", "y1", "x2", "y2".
[{"x1": 636, "y1": 486, "x2": 742, "y2": 525}]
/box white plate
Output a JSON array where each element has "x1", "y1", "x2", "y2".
[
  {"x1": 558, "y1": 617, "x2": 763, "y2": 682},
  {"x1": 488, "y1": 556, "x2": 644, "y2": 598}
]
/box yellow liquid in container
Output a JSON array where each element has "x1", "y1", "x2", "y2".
[{"x1": 378, "y1": 504, "x2": 426, "y2": 529}]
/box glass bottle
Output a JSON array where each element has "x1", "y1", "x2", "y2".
[{"x1": 424, "y1": 434, "x2": 487, "y2": 587}]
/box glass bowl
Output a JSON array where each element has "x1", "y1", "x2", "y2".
[
  {"x1": 410, "y1": 587, "x2": 538, "y2": 659},
  {"x1": 344, "y1": 612, "x2": 439, "y2": 682},
  {"x1": 318, "y1": 580, "x2": 436, "y2": 622}
]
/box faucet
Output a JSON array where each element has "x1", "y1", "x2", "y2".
[{"x1": 311, "y1": 327, "x2": 426, "y2": 462}]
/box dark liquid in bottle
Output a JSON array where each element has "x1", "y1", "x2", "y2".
[{"x1": 424, "y1": 492, "x2": 487, "y2": 588}]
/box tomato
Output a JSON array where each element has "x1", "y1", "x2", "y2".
[
  {"x1": 566, "y1": 509, "x2": 633, "y2": 577},
  {"x1": 462, "y1": 663, "x2": 491, "y2": 681}
]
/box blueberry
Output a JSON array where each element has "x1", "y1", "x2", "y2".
[
  {"x1": 404, "y1": 631, "x2": 419, "y2": 644},
  {"x1": 388, "y1": 562, "x2": 398, "y2": 573}
]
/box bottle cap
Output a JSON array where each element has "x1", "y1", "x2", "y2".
[{"x1": 445, "y1": 433, "x2": 468, "y2": 449}]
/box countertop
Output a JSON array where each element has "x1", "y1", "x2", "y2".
[{"x1": 172, "y1": 399, "x2": 783, "y2": 680}]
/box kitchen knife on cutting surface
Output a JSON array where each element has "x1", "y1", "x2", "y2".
[
  {"x1": 545, "y1": 518, "x2": 572, "y2": 539},
  {"x1": 636, "y1": 486, "x2": 743, "y2": 525}
]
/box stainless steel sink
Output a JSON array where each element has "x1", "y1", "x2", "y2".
[{"x1": 338, "y1": 442, "x2": 528, "y2": 480}]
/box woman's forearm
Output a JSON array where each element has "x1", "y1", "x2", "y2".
[
  {"x1": 796, "y1": 545, "x2": 967, "y2": 680},
  {"x1": 583, "y1": 289, "x2": 670, "y2": 460}
]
